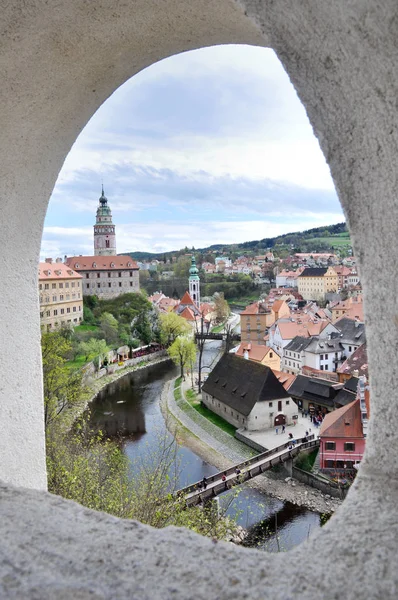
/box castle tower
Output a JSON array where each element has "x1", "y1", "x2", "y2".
[
  {"x1": 189, "y1": 255, "x2": 200, "y2": 308},
  {"x1": 93, "y1": 186, "x2": 116, "y2": 256}
]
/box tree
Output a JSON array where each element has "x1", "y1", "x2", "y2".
[
  {"x1": 46, "y1": 422, "x2": 238, "y2": 541},
  {"x1": 167, "y1": 336, "x2": 196, "y2": 379},
  {"x1": 173, "y1": 255, "x2": 191, "y2": 278},
  {"x1": 78, "y1": 338, "x2": 109, "y2": 363},
  {"x1": 41, "y1": 331, "x2": 84, "y2": 428},
  {"x1": 159, "y1": 312, "x2": 191, "y2": 347},
  {"x1": 100, "y1": 312, "x2": 119, "y2": 345},
  {"x1": 213, "y1": 292, "x2": 230, "y2": 323}
]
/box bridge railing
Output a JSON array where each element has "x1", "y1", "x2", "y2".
[{"x1": 178, "y1": 434, "x2": 317, "y2": 497}]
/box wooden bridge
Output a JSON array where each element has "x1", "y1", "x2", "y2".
[{"x1": 177, "y1": 435, "x2": 319, "y2": 506}]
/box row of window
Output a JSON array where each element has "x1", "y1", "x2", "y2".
[
  {"x1": 40, "y1": 293, "x2": 81, "y2": 302},
  {"x1": 325, "y1": 441, "x2": 356, "y2": 451},
  {"x1": 46, "y1": 317, "x2": 82, "y2": 328},
  {"x1": 205, "y1": 395, "x2": 246, "y2": 424},
  {"x1": 40, "y1": 305, "x2": 82, "y2": 317},
  {"x1": 86, "y1": 281, "x2": 137, "y2": 289},
  {"x1": 85, "y1": 271, "x2": 136, "y2": 278},
  {"x1": 40, "y1": 281, "x2": 80, "y2": 290}
]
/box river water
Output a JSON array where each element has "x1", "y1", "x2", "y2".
[{"x1": 89, "y1": 349, "x2": 322, "y2": 552}]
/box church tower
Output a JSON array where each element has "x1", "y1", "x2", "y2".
[
  {"x1": 189, "y1": 255, "x2": 200, "y2": 308},
  {"x1": 93, "y1": 186, "x2": 116, "y2": 256}
]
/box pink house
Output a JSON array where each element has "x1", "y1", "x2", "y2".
[{"x1": 319, "y1": 377, "x2": 369, "y2": 472}]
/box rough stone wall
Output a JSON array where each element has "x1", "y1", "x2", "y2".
[{"x1": 2, "y1": 0, "x2": 398, "y2": 597}]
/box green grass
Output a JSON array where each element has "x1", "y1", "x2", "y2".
[
  {"x1": 65, "y1": 355, "x2": 87, "y2": 370},
  {"x1": 174, "y1": 377, "x2": 182, "y2": 389},
  {"x1": 211, "y1": 322, "x2": 226, "y2": 333},
  {"x1": 74, "y1": 324, "x2": 99, "y2": 333},
  {"x1": 192, "y1": 403, "x2": 237, "y2": 436},
  {"x1": 185, "y1": 388, "x2": 197, "y2": 402},
  {"x1": 304, "y1": 235, "x2": 352, "y2": 249}
]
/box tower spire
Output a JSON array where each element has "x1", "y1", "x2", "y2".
[{"x1": 189, "y1": 255, "x2": 200, "y2": 308}]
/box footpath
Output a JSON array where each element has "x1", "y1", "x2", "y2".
[{"x1": 161, "y1": 376, "x2": 342, "y2": 515}]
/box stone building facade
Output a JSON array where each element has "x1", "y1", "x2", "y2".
[
  {"x1": 39, "y1": 259, "x2": 83, "y2": 329},
  {"x1": 64, "y1": 255, "x2": 139, "y2": 299}
]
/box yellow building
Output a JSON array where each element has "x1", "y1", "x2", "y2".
[
  {"x1": 39, "y1": 259, "x2": 83, "y2": 330},
  {"x1": 297, "y1": 267, "x2": 338, "y2": 301},
  {"x1": 235, "y1": 343, "x2": 281, "y2": 370},
  {"x1": 240, "y1": 299, "x2": 290, "y2": 345}
]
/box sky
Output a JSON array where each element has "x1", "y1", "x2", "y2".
[{"x1": 41, "y1": 44, "x2": 344, "y2": 259}]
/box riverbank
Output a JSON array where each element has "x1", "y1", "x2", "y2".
[
  {"x1": 62, "y1": 354, "x2": 172, "y2": 431},
  {"x1": 161, "y1": 378, "x2": 343, "y2": 515}
]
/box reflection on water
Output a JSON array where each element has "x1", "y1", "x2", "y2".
[{"x1": 89, "y1": 357, "x2": 322, "y2": 551}]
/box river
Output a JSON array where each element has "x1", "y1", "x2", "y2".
[{"x1": 89, "y1": 348, "x2": 322, "y2": 552}]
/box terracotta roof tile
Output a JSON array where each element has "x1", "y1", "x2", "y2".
[
  {"x1": 65, "y1": 255, "x2": 138, "y2": 270},
  {"x1": 39, "y1": 262, "x2": 82, "y2": 279}
]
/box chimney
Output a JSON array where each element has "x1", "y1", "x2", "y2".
[
  {"x1": 55, "y1": 257, "x2": 62, "y2": 263},
  {"x1": 243, "y1": 350, "x2": 249, "y2": 360},
  {"x1": 45, "y1": 257, "x2": 53, "y2": 264}
]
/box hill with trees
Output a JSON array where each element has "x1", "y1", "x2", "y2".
[{"x1": 124, "y1": 222, "x2": 349, "y2": 261}]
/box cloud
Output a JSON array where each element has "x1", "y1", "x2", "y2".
[{"x1": 43, "y1": 44, "x2": 343, "y2": 257}]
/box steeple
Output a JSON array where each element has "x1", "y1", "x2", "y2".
[
  {"x1": 99, "y1": 184, "x2": 107, "y2": 205},
  {"x1": 93, "y1": 186, "x2": 116, "y2": 256},
  {"x1": 188, "y1": 255, "x2": 200, "y2": 308}
]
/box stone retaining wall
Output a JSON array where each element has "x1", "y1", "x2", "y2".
[
  {"x1": 235, "y1": 430, "x2": 267, "y2": 453},
  {"x1": 292, "y1": 467, "x2": 349, "y2": 500}
]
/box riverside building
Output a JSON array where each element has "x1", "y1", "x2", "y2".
[{"x1": 39, "y1": 259, "x2": 83, "y2": 330}]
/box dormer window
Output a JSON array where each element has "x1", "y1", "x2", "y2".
[
  {"x1": 92, "y1": 262, "x2": 97, "y2": 268},
  {"x1": 75, "y1": 263, "x2": 79, "y2": 269},
  {"x1": 110, "y1": 262, "x2": 115, "y2": 268}
]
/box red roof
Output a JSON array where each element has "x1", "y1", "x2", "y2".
[
  {"x1": 179, "y1": 306, "x2": 196, "y2": 321},
  {"x1": 320, "y1": 399, "x2": 364, "y2": 439},
  {"x1": 180, "y1": 291, "x2": 196, "y2": 305},
  {"x1": 271, "y1": 370, "x2": 296, "y2": 391},
  {"x1": 65, "y1": 255, "x2": 138, "y2": 270},
  {"x1": 39, "y1": 262, "x2": 82, "y2": 279}
]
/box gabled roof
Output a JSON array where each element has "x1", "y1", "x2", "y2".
[
  {"x1": 202, "y1": 354, "x2": 290, "y2": 416},
  {"x1": 180, "y1": 291, "x2": 196, "y2": 306},
  {"x1": 284, "y1": 336, "x2": 312, "y2": 353},
  {"x1": 272, "y1": 299, "x2": 285, "y2": 313},
  {"x1": 337, "y1": 343, "x2": 368, "y2": 377},
  {"x1": 272, "y1": 370, "x2": 296, "y2": 391},
  {"x1": 241, "y1": 302, "x2": 270, "y2": 316},
  {"x1": 334, "y1": 317, "x2": 366, "y2": 345},
  {"x1": 65, "y1": 255, "x2": 138, "y2": 270},
  {"x1": 298, "y1": 267, "x2": 328, "y2": 277},
  {"x1": 39, "y1": 262, "x2": 82, "y2": 279},
  {"x1": 305, "y1": 337, "x2": 345, "y2": 355},
  {"x1": 320, "y1": 399, "x2": 363, "y2": 439},
  {"x1": 235, "y1": 343, "x2": 275, "y2": 363},
  {"x1": 288, "y1": 375, "x2": 343, "y2": 408},
  {"x1": 179, "y1": 306, "x2": 196, "y2": 321},
  {"x1": 333, "y1": 377, "x2": 359, "y2": 406}
]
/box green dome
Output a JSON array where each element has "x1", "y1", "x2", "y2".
[{"x1": 189, "y1": 256, "x2": 199, "y2": 277}]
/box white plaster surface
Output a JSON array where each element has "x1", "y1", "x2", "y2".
[{"x1": 2, "y1": 0, "x2": 398, "y2": 596}]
